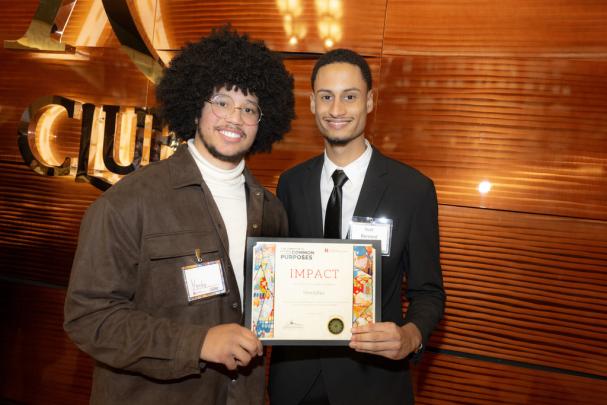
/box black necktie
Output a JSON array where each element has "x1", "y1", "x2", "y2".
[{"x1": 324, "y1": 169, "x2": 348, "y2": 239}]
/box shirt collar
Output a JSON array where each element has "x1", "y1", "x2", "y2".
[{"x1": 322, "y1": 139, "x2": 373, "y2": 187}]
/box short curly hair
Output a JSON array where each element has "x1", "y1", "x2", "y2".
[
  {"x1": 311, "y1": 48, "x2": 372, "y2": 91},
  {"x1": 155, "y1": 25, "x2": 295, "y2": 154}
]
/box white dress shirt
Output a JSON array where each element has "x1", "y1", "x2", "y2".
[{"x1": 321, "y1": 139, "x2": 373, "y2": 239}]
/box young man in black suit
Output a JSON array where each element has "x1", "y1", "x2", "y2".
[{"x1": 269, "y1": 49, "x2": 445, "y2": 405}]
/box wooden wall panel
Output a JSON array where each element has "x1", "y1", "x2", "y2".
[
  {"x1": 1, "y1": 0, "x2": 607, "y2": 403},
  {"x1": 412, "y1": 353, "x2": 607, "y2": 405},
  {"x1": 373, "y1": 55, "x2": 607, "y2": 220},
  {"x1": 383, "y1": 0, "x2": 607, "y2": 56},
  {"x1": 0, "y1": 282, "x2": 93, "y2": 404},
  {"x1": 0, "y1": 46, "x2": 152, "y2": 161},
  {"x1": 433, "y1": 205, "x2": 607, "y2": 377},
  {"x1": 0, "y1": 0, "x2": 39, "y2": 39},
  {"x1": 0, "y1": 162, "x2": 100, "y2": 286},
  {"x1": 139, "y1": 0, "x2": 387, "y2": 56}
]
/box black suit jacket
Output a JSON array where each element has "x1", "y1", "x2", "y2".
[{"x1": 269, "y1": 147, "x2": 445, "y2": 405}]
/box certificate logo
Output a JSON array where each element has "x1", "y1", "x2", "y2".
[{"x1": 327, "y1": 317, "x2": 344, "y2": 335}]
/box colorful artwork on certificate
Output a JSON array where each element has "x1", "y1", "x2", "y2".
[
  {"x1": 352, "y1": 245, "x2": 375, "y2": 326},
  {"x1": 251, "y1": 243, "x2": 276, "y2": 337}
]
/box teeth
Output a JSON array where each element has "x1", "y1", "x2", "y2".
[{"x1": 219, "y1": 129, "x2": 242, "y2": 139}]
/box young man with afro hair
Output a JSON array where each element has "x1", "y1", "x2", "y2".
[{"x1": 64, "y1": 26, "x2": 294, "y2": 405}]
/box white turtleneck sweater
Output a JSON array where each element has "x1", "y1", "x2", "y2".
[{"x1": 187, "y1": 139, "x2": 247, "y2": 306}]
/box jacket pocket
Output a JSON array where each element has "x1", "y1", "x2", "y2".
[{"x1": 142, "y1": 231, "x2": 227, "y2": 311}]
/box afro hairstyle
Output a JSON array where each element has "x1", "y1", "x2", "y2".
[
  {"x1": 155, "y1": 25, "x2": 295, "y2": 154},
  {"x1": 311, "y1": 48, "x2": 372, "y2": 92}
]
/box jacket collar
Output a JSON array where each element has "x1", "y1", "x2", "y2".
[
  {"x1": 353, "y1": 147, "x2": 389, "y2": 217},
  {"x1": 168, "y1": 143, "x2": 204, "y2": 189},
  {"x1": 168, "y1": 143, "x2": 264, "y2": 192},
  {"x1": 303, "y1": 154, "x2": 325, "y2": 237}
]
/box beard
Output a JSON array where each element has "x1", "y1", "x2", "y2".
[
  {"x1": 199, "y1": 135, "x2": 247, "y2": 164},
  {"x1": 324, "y1": 135, "x2": 354, "y2": 146},
  {"x1": 322, "y1": 129, "x2": 364, "y2": 146}
]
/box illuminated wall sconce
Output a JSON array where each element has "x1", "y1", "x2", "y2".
[
  {"x1": 276, "y1": 0, "x2": 307, "y2": 46},
  {"x1": 478, "y1": 180, "x2": 492, "y2": 195},
  {"x1": 315, "y1": 0, "x2": 343, "y2": 49}
]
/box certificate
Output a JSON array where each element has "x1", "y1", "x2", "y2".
[{"x1": 244, "y1": 238, "x2": 381, "y2": 345}]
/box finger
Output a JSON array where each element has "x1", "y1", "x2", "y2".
[
  {"x1": 351, "y1": 329, "x2": 395, "y2": 343},
  {"x1": 237, "y1": 331, "x2": 263, "y2": 357},
  {"x1": 246, "y1": 330, "x2": 264, "y2": 355},
  {"x1": 224, "y1": 356, "x2": 238, "y2": 370},
  {"x1": 350, "y1": 339, "x2": 400, "y2": 352},
  {"x1": 352, "y1": 321, "x2": 394, "y2": 334},
  {"x1": 232, "y1": 346, "x2": 253, "y2": 367}
]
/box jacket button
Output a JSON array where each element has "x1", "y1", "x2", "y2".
[
  {"x1": 252, "y1": 223, "x2": 259, "y2": 229},
  {"x1": 232, "y1": 302, "x2": 239, "y2": 310},
  {"x1": 255, "y1": 191, "x2": 262, "y2": 197}
]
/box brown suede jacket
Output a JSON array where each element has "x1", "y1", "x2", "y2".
[{"x1": 64, "y1": 144, "x2": 287, "y2": 405}]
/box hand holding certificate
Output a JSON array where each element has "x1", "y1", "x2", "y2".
[{"x1": 244, "y1": 238, "x2": 381, "y2": 345}]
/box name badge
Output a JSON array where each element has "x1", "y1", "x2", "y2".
[
  {"x1": 182, "y1": 252, "x2": 227, "y2": 302},
  {"x1": 348, "y1": 216, "x2": 393, "y2": 256}
]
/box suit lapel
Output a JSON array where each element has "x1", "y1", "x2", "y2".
[
  {"x1": 353, "y1": 148, "x2": 388, "y2": 218},
  {"x1": 304, "y1": 156, "x2": 324, "y2": 237}
]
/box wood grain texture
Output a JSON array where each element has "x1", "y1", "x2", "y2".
[
  {"x1": 383, "y1": 0, "x2": 607, "y2": 56},
  {"x1": 1, "y1": 1, "x2": 606, "y2": 403},
  {"x1": 0, "y1": 45, "x2": 152, "y2": 161},
  {"x1": 0, "y1": 0, "x2": 40, "y2": 39},
  {"x1": 0, "y1": 162, "x2": 101, "y2": 286},
  {"x1": 430, "y1": 205, "x2": 607, "y2": 377},
  {"x1": 60, "y1": 0, "x2": 121, "y2": 48},
  {"x1": 412, "y1": 352, "x2": 607, "y2": 405},
  {"x1": 0, "y1": 282, "x2": 93, "y2": 404},
  {"x1": 372, "y1": 55, "x2": 607, "y2": 220},
  {"x1": 141, "y1": 0, "x2": 386, "y2": 56}
]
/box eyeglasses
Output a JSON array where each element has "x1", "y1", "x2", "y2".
[{"x1": 206, "y1": 94, "x2": 263, "y2": 125}]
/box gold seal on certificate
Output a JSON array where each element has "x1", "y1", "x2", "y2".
[
  {"x1": 327, "y1": 317, "x2": 344, "y2": 335},
  {"x1": 244, "y1": 238, "x2": 381, "y2": 346}
]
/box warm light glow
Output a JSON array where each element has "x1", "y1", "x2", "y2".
[
  {"x1": 478, "y1": 180, "x2": 492, "y2": 195},
  {"x1": 276, "y1": 0, "x2": 307, "y2": 45},
  {"x1": 89, "y1": 107, "x2": 107, "y2": 174},
  {"x1": 75, "y1": 0, "x2": 107, "y2": 46},
  {"x1": 277, "y1": 0, "x2": 303, "y2": 16},
  {"x1": 34, "y1": 105, "x2": 66, "y2": 166},
  {"x1": 133, "y1": 0, "x2": 171, "y2": 65},
  {"x1": 140, "y1": 113, "x2": 153, "y2": 166},
  {"x1": 28, "y1": 50, "x2": 89, "y2": 61},
  {"x1": 115, "y1": 108, "x2": 137, "y2": 166},
  {"x1": 315, "y1": 0, "x2": 343, "y2": 49}
]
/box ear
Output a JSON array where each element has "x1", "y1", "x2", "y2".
[
  {"x1": 310, "y1": 92, "x2": 316, "y2": 115},
  {"x1": 366, "y1": 89, "x2": 374, "y2": 114}
]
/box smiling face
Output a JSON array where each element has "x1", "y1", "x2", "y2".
[
  {"x1": 194, "y1": 86, "x2": 259, "y2": 169},
  {"x1": 311, "y1": 62, "x2": 373, "y2": 147}
]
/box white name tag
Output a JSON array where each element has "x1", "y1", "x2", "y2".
[
  {"x1": 348, "y1": 216, "x2": 393, "y2": 256},
  {"x1": 182, "y1": 259, "x2": 227, "y2": 302}
]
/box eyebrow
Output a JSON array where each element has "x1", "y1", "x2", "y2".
[
  {"x1": 316, "y1": 87, "x2": 362, "y2": 94},
  {"x1": 213, "y1": 92, "x2": 259, "y2": 105}
]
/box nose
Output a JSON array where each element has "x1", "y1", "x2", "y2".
[
  {"x1": 328, "y1": 99, "x2": 346, "y2": 117},
  {"x1": 226, "y1": 106, "x2": 244, "y2": 125}
]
